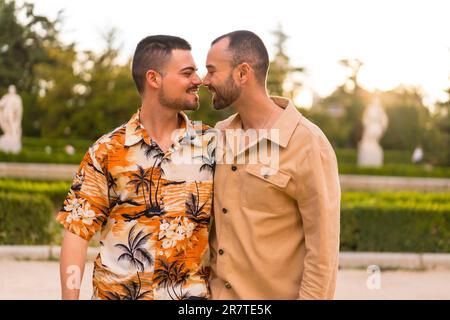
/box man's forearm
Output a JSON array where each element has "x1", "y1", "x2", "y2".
[{"x1": 59, "y1": 230, "x2": 89, "y2": 300}]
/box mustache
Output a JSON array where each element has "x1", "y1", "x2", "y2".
[
  {"x1": 205, "y1": 85, "x2": 216, "y2": 93},
  {"x1": 186, "y1": 85, "x2": 199, "y2": 92}
]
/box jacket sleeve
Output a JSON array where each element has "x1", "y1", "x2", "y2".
[{"x1": 295, "y1": 133, "x2": 341, "y2": 299}]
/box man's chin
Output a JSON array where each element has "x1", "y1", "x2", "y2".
[
  {"x1": 183, "y1": 103, "x2": 200, "y2": 111},
  {"x1": 213, "y1": 99, "x2": 230, "y2": 110}
]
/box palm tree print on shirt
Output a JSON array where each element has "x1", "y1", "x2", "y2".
[
  {"x1": 154, "y1": 258, "x2": 190, "y2": 300},
  {"x1": 122, "y1": 142, "x2": 169, "y2": 221},
  {"x1": 195, "y1": 138, "x2": 216, "y2": 174},
  {"x1": 103, "y1": 272, "x2": 152, "y2": 300},
  {"x1": 186, "y1": 181, "x2": 210, "y2": 225},
  {"x1": 115, "y1": 224, "x2": 153, "y2": 272}
]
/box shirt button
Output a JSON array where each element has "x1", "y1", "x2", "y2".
[
  {"x1": 231, "y1": 165, "x2": 237, "y2": 171},
  {"x1": 225, "y1": 282, "x2": 232, "y2": 289},
  {"x1": 218, "y1": 249, "x2": 224, "y2": 255},
  {"x1": 222, "y1": 208, "x2": 228, "y2": 214}
]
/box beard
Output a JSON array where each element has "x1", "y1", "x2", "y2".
[
  {"x1": 158, "y1": 83, "x2": 199, "y2": 111},
  {"x1": 209, "y1": 74, "x2": 241, "y2": 110}
]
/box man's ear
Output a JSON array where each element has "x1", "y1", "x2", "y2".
[
  {"x1": 237, "y1": 63, "x2": 251, "y2": 84},
  {"x1": 146, "y1": 70, "x2": 162, "y2": 89}
]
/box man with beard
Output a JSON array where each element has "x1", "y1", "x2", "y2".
[
  {"x1": 203, "y1": 30, "x2": 341, "y2": 299},
  {"x1": 58, "y1": 35, "x2": 216, "y2": 300}
]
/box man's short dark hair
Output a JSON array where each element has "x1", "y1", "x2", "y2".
[
  {"x1": 132, "y1": 35, "x2": 191, "y2": 94},
  {"x1": 211, "y1": 30, "x2": 269, "y2": 85}
]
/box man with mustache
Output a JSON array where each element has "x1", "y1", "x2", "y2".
[
  {"x1": 57, "y1": 35, "x2": 216, "y2": 300},
  {"x1": 203, "y1": 30, "x2": 341, "y2": 299}
]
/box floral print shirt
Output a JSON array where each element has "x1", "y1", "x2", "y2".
[{"x1": 56, "y1": 109, "x2": 216, "y2": 300}]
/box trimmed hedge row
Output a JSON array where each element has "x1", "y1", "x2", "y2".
[
  {"x1": 0, "y1": 137, "x2": 91, "y2": 164},
  {"x1": 341, "y1": 204, "x2": 450, "y2": 252},
  {"x1": 0, "y1": 148, "x2": 84, "y2": 164},
  {"x1": 336, "y1": 149, "x2": 413, "y2": 165},
  {"x1": 22, "y1": 137, "x2": 92, "y2": 150},
  {"x1": 0, "y1": 192, "x2": 54, "y2": 245},
  {"x1": 342, "y1": 191, "x2": 450, "y2": 205},
  {"x1": 341, "y1": 192, "x2": 450, "y2": 252},
  {"x1": 339, "y1": 163, "x2": 450, "y2": 178},
  {"x1": 0, "y1": 179, "x2": 70, "y2": 207},
  {"x1": 0, "y1": 180, "x2": 449, "y2": 251},
  {"x1": 4, "y1": 140, "x2": 450, "y2": 178}
]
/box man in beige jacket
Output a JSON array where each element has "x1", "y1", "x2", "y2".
[{"x1": 203, "y1": 30, "x2": 341, "y2": 299}]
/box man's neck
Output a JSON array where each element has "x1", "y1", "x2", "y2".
[
  {"x1": 234, "y1": 91, "x2": 283, "y2": 131},
  {"x1": 139, "y1": 100, "x2": 182, "y2": 151}
]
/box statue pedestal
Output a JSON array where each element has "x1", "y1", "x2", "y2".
[
  {"x1": 357, "y1": 140, "x2": 383, "y2": 168},
  {"x1": 0, "y1": 135, "x2": 21, "y2": 154}
]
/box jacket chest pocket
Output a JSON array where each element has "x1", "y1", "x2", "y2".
[{"x1": 241, "y1": 163, "x2": 292, "y2": 212}]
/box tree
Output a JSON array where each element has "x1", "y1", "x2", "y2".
[
  {"x1": 338, "y1": 58, "x2": 367, "y2": 148},
  {"x1": 426, "y1": 81, "x2": 450, "y2": 165},
  {"x1": 0, "y1": 0, "x2": 60, "y2": 92},
  {"x1": 267, "y1": 23, "x2": 304, "y2": 99},
  {"x1": 310, "y1": 81, "x2": 370, "y2": 148},
  {"x1": 34, "y1": 43, "x2": 82, "y2": 138},
  {"x1": 380, "y1": 86, "x2": 429, "y2": 151},
  {"x1": 339, "y1": 58, "x2": 364, "y2": 93},
  {"x1": 68, "y1": 28, "x2": 139, "y2": 139},
  {"x1": 0, "y1": 0, "x2": 63, "y2": 136}
]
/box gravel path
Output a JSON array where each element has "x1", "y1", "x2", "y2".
[{"x1": 1, "y1": 260, "x2": 449, "y2": 300}]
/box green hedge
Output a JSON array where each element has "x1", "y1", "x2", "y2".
[
  {"x1": 339, "y1": 163, "x2": 450, "y2": 178},
  {"x1": 341, "y1": 192, "x2": 450, "y2": 252},
  {"x1": 342, "y1": 191, "x2": 450, "y2": 204},
  {"x1": 0, "y1": 179, "x2": 70, "y2": 207},
  {"x1": 0, "y1": 148, "x2": 84, "y2": 164},
  {"x1": 336, "y1": 148, "x2": 413, "y2": 165},
  {"x1": 0, "y1": 192, "x2": 54, "y2": 245},
  {"x1": 22, "y1": 137, "x2": 92, "y2": 150},
  {"x1": 0, "y1": 136, "x2": 90, "y2": 164},
  {"x1": 2, "y1": 141, "x2": 450, "y2": 179},
  {"x1": 0, "y1": 180, "x2": 449, "y2": 252}
]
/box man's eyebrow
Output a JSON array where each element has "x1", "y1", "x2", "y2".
[
  {"x1": 206, "y1": 64, "x2": 216, "y2": 70},
  {"x1": 180, "y1": 66, "x2": 197, "y2": 72}
]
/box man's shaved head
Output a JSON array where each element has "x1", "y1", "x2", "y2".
[{"x1": 211, "y1": 30, "x2": 269, "y2": 85}]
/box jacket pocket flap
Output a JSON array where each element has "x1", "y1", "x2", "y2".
[{"x1": 245, "y1": 163, "x2": 291, "y2": 188}]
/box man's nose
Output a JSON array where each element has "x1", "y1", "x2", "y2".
[
  {"x1": 202, "y1": 75, "x2": 210, "y2": 86},
  {"x1": 192, "y1": 74, "x2": 202, "y2": 86}
]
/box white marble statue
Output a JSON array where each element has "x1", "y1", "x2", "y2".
[
  {"x1": 0, "y1": 85, "x2": 23, "y2": 154},
  {"x1": 357, "y1": 94, "x2": 388, "y2": 168},
  {"x1": 412, "y1": 145, "x2": 424, "y2": 164}
]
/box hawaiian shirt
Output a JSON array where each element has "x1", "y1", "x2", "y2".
[{"x1": 56, "y1": 109, "x2": 216, "y2": 300}]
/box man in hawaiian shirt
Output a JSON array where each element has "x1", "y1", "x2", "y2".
[{"x1": 57, "y1": 35, "x2": 216, "y2": 300}]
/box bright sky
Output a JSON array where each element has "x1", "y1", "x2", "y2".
[{"x1": 27, "y1": 0, "x2": 450, "y2": 108}]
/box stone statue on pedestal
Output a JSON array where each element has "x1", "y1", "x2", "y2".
[
  {"x1": 0, "y1": 85, "x2": 23, "y2": 154},
  {"x1": 357, "y1": 94, "x2": 388, "y2": 168}
]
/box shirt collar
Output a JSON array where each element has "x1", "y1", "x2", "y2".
[
  {"x1": 226, "y1": 96, "x2": 302, "y2": 148},
  {"x1": 269, "y1": 96, "x2": 302, "y2": 148},
  {"x1": 124, "y1": 108, "x2": 192, "y2": 147}
]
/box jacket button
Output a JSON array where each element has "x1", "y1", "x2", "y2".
[
  {"x1": 231, "y1": 165, "x2": 237, "y2": 171},
  {"x1": 218, "y1": 249, "x2": 224, "y2": 255},
  {"x1": 263, "y1": 174, "x2": 269, "y2": 179},
  {"x1": 222, "y1": 208, "x2": 228, "y2": 214},
  {"x1": 225, "y1": 283, "x2": 232, "y2": 289}
]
